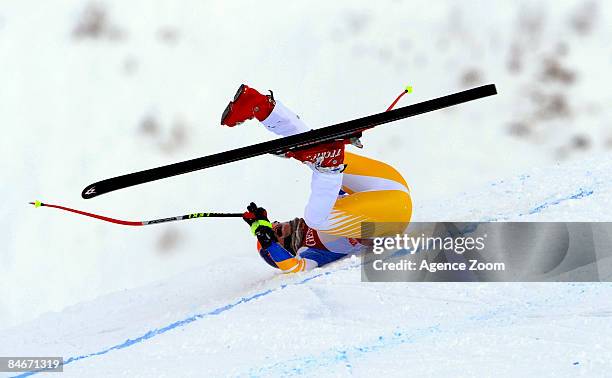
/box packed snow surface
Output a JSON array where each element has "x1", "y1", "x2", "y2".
[{"x1": 2, "y1": 156, "x2": 612, "y2": 377}]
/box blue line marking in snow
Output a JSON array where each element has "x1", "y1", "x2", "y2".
[
  {"x1": 12, "y1": 268, "x2": 348, "y2": 378},
  {"x1": 247, "y1": 325, "x2": 442, "y2": 377},
  {"x1": 526, "y1": 187, "x2": 594, "y2": 215}
]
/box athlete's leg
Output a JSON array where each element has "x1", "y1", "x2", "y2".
[
  {"x1": 254, "y1": 97, "x2": 412, "y2": 237},
  {"x1": 341, "y1": 152, "x2": 409, "y2": 193},
  {"x1": 308, "y1": 152, "x2": 412, "y2": 238},
  {"x1": 261, "y1": 100, "x2": 310, "y2": 137},
  {"x1": 303, "y1": 168, "x2": 344, "y2": 230}
]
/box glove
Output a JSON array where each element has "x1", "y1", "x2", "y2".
[{"x1": 243, "y1": 202, "x2": 277, "y2": 249}]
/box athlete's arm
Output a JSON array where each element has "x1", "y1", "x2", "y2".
[
  {"x1": 243, "y1": 202, "x2": 311, "y2": 274},
  {"x1": 261, "y1": 244, "x2": 345, "y2": 273},
  {"x1": 262, "y1": 243, "x2": 309, "y2": 273}
]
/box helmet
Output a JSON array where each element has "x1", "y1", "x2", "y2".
[{"x1": 256, "y1": 218, "x2": 305, "y2": 256}]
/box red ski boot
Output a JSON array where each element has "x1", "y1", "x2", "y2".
[
  {"x1": 286, "y1": 140, "x2": 347, "y2": 173},
  {"x1": 221, "y1": 84, "x2": 275, "y2": 127}
]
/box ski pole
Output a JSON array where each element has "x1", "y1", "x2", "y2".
[
  {"x1": 29, "y1": 200, "x2": 243, "y2": 226},
  {"x1": 352, "y1": 84, "x2": 414, "y2": 137},
  {"x1": 386, "y1": 85, "x2": 413, "y2": 111}
]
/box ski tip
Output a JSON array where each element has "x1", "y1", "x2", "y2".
[
  {"x1": 483, "y1": 83, "x2": 497, "y2": 95},
  {"x1": 29, "y1": 200, "x2": 43, "y2": 208},
  {"x1": 82, "y1": 185, "x2": 97, "y2": 199},
  {"x1": 405, "y1": 85, "x2": 413, "y2": 93}
]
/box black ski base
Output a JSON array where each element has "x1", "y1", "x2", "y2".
[{"x1": 82, "y1": 84, "x2": 497, "y2": 199}]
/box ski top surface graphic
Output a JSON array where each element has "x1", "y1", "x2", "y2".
[{"x1": 82, "y1": 84, "x2": 497, "y2": 199}]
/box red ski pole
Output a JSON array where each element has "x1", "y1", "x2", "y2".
[
  {"x1": 386, "y1": 85, "x2": 413, "y2": 111},
  {"x1": 29, "y1": 200, "x2": 242, "y2": 226}
]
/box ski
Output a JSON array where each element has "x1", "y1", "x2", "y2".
[{"x1": 82, "y1": 84, "x2": 497, "y2": 199}]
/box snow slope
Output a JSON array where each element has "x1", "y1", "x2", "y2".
[
  {"x1": 2, "y1": 155, "x2": 612, "y2": 377},
  {"x1": 1, "y1": 0, "x2": 611, "y2": 335}
]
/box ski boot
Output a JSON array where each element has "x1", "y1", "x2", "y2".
[
  {"x1": 286, "y1": 140, "x2": 347, "y2": 174},
  {"x1": 221, "y1": 84, "x2": 275, "y2": 127}
]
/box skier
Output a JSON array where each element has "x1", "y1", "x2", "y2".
[{"x1": 221, "y1": 84, "x2": 412, "y2": 273}]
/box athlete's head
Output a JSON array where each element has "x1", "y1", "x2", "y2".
[
  {"x1": 272, "y1": 221, "x2": 293, "y2": 249},
  {"x1": 264, "y1": 217, "x2": 305, "y2": 256}
]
